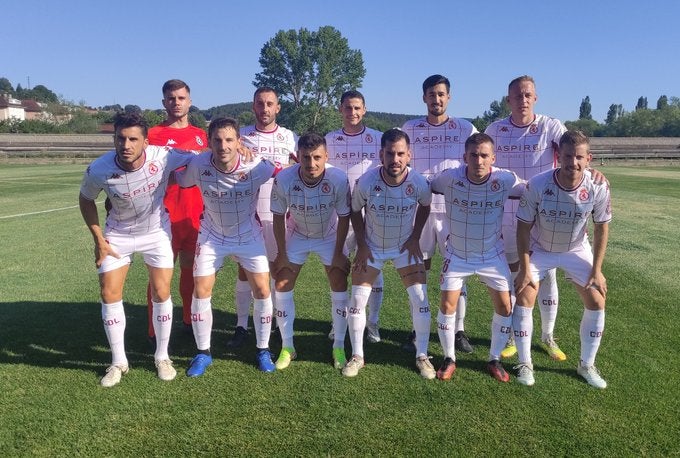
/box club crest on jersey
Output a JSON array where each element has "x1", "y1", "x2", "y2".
[
  {"x1": 491, "y1": 180, "x2": 500, "y2": 192},
  {"x1": 321, "y1": 182, "x2": 331, "y2": 193},
  {"x1": 579, "y1": 188, "x2": 589, "y2": 201},
  {"x1": 276, "y1": 133, "x2": 285, "y2": 141},
  {"x1": 405, "y1": 184, "x2": 415, "y2": 196},
  {"x1": 148, "y1": 162, "x2": 159, "y2": 175},
  {"x1": 448, "y1": 120, "x2": 457, "y2": 129},
  {"x1": 365, "y1": 134, "x2": 374, "y2": 143},
  {"x1": 238, "y1": 172, "x2": 248, "y2": 182},
  {"x1": 196, "y1": 136, "x2": 204, "y2": 147},
  {"x1": 530, "y1": 124, "x2": 539, "y2": 134}
]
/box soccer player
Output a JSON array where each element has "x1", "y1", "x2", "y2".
[
  {"x1": 270, "y1": 133, "x2": 351, "y2": 370},
  {"x1": 401, "y1": 74, "x2": 478, "y2": 353},
  {"x1": 512, "y1": 130, "x2": 611, "y2": 388},
  {"x1": 484, "y1": 75, "x2": 568, "y2": 361},
  {"x1": 430, "y1": 133, "x2": 525, "y2": 382},
  {"x1": 344, "y1": 128, "x2": 434, "y2": 379},
  {"x1": 177, "y1": 117, "x2": 278, "y2": 376},
  {"x1": 228, "y1": 87, "x2": 297, "y2": 349},
  {"x1": 325, "y1": 90, "x2": 384, "y2": 343},
  {"x1": 79, "y1": 112, "x2": 194, "y2": 387},
  {"x1": 145, "y1": 79, "x2": 208, "y2": 342}
]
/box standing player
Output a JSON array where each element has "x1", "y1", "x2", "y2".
[
  {"x1": 513, "y1": 131, "x2": 611, "y2": 388},
  {"x1": 401, "y1": 74, "x2": 478, "y2": 353},
  {"x1": 325, "y1": 90, "x2": 384, "y2": 343},
  {"x1": 484, "y1": 75, "x2": 568, "y2": 361},
  {"x1": 228, "y1": 87, "x2": 297, "y2": 349},
  {"x1": 79, "y1": 112, "x2": 194, "y2": 387},
  {"x1": 430, "y1": 133, "x2": 525, "y2": 382},
  {"x1": 270, "y1": 133, "x2": 351, "y2": 370},
  {"x1": 177, "y1": 117, "x2": 277, "y2": 376},
  {"x1": 145, "y1": 79, "x2": 208, "y2": 342},
  {"x1": 344, "y1": 128, "x2": 434, "y2": 379}
]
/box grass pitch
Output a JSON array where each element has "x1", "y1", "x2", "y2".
[{"x1": 0, "y1": 163, "x2": 678, "y2": 456}]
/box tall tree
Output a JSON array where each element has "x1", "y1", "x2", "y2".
[
  {"x1": 605, "y1": 104, "x2": 624, "y2": 125},
  {"x1": 579, "y1": 96, "x2": 592, "y2": 120},
  {"x1": 635, "y1": 96, "x2": 648, "y2": 111},
  {"x1": 254, "y1": 26, "x2": 365, "y2": 133},
  {"x1": 657, "y1": 95, "x2": 669, "y2": 110},
  {"x1": 0, "y1": 77, "x2": 14, "y2": 94}
]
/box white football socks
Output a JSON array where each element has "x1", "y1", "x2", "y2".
[
  {"x1": 347, "y1": 285, "x2": 371, "y2": 358},
  {"x1": 101, "y1": 300, "x2": 127, "y2": 367},
  {"x1": 191, "y1": 296, "x2": 213, "y2": 351}
]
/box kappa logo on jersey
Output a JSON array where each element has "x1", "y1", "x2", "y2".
[
  {"x1": 365, "y1": 134, "x2": 374, "y2": 143},
  {"x1": 195, "y1": 136, "x2": 204, "y2": 147},
  {"x1": 166, "y1": 139, "x2": 177, "y2": 146},
  {"x1": 500, "y1": 126, "x2": 510, "y2": 132},
  {"x1": 455, "y1": 180, "x2": 465, "y2": 188},
  {"x1": 201, "y1": 169, "x2": 213, "y2": 177},
  {"x1": 529, "y1": 124, "x2": 539, "y2": 134},
  {"x1": 491, "y1": 180, "x2": 500, "y2": 192},
  {"x1": 238, "y1": 172, "x2": 248, "y2": 182},
  {"x1": 335, "y1": 135, "x2": 345, "y2": 142},
  {"x1": 293, "y1": 185, "x2": 302, "y2": 192},
  {"x1": 148, "y1": 162, "x2": 159, "y2": 175},
  {"x1": 416, "y1": 122, "x2": 427, "y2": 128},
  {"x1": 110, "y1": 173, "x2": 122, "y2": 179},
  {"x1": 321, "y1": 182, "x2": 331, "y2": 193},
  {"x1": 579, "y1": 188, "x2": 589, "y2": 201},
  {"x1": 373, "y1": 185, "x2": 383, "y2": 192},
  {"x1": 405, "y1": 184, "x2": 415, "y2": 196},
  {"x1": 248, "y1": 131, "x2": 257, "y2": 137},
  {"x1": 544, "y1": 189, "x2": 555, "y2": 196}
]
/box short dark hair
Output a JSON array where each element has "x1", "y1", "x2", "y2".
[
  {"x1": 254, "y1": 87, "x2": 278, "y2": 100},
  {"x1": 559, "y1": 130, "x2": 589, "y2": 149},
  {"x1": 298, "y1": 132, "x2": 326, "y2": 152},
  {"x1": 465, "y1": 132, "x2": 494, "y2": 152},
  {"x1": 114, "y1": 111, "x2": 148, "y2": 137},
  {"x1": 508, "y1": 75, "x2": 535, "y2": 93},
  {"x1": 208, "y1": 117, "x2": 240, "y2": 140},
  {"x1": 162, "y1": 79, "x2": 190, "y2": 95},
  {"x1": 422, "y1": 74, "x2": 450, "y2": 95},
  {"x1": 340, "y1": 90, "x2": 365, "y2": 106},
  {"x1": 381, "y1": 128, "x2": 410, "y2": 148}
]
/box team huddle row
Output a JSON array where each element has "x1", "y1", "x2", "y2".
[{"x1": 79, "y1": 75, "x2": 611, "y2": 389}]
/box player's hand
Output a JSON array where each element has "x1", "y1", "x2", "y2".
[
  {"x1": 400, "y1": 237, "x2": 424, "y2": 265},
  {"x1": 272, "y1": 253, "x2": 294, "y2": 279},
  {"x1": 352, "y1": 245, "x2": 374, "y2": 273},
  {"x1": 513, "y1": 269, "x2": 537, "y2": 296},
  {"x1": 238, "y1": 144, "x2": 255, "y2": 162},
  {"x1": 331, "y1": 252, "x2": 351, "y2": 275},
  {"x1": 589, "y1": 167, "x2": 608, "y2": 185},
  {"x1": 585, "y1": 271, "x2": 608, "y2": 298},
  {"x1": 94, "y1": 240, "x2": 120, "y2": 268}
]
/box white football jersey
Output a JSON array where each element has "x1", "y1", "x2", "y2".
[
  {"x1": 240, "y1": 124, "x2": 297, "y2": 221},
  {"x1": 325, "y1": 126, "x2": 382, "y2": 189},
  {"x1": 517, "y1": 169, "x2": 612, "y2": 253},
  {"x1": 80, "y1": 145, "x2": 193, "y2": 235},
  {"x1": 430, "y1": 165, "x2": 524, "y2": 261},
  {"x1": 485, "y1": 114, "x2": 567, "y2": 227},
  {"x1": 401, "y1": 116, "x2": 477, "y2": 213},
  {"x1": 177, "y1": 153, "x2": 275, "y2": 244},
  {"x1": 352, "y1": 167, "x2": 432, "y2": 253},
  {"x1": 270, "y1": 164, "x2": 351, "y2": 239}
]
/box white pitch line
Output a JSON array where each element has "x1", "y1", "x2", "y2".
[{"x1": 0, "y1": 200, "x2": 104, "y2": 219}]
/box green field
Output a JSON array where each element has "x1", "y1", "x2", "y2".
[{"x1": 0, "y1": 163, "x2": 678, "y2": 456}]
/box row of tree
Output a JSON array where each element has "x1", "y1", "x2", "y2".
[{"x1": 3, "y1": 25, "x2": 680, "y2": 136}]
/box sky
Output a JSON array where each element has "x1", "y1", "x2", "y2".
[{"x1": 2, "y1": 0, "x2": 679, "y2": 124}]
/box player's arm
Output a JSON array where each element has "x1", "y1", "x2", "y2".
[
  {"x1": 514, "y1": 219, "x2": 536, "y2": 295},
  {"x1": 79, "y1": 193, "x2": 119, "y2": 268},
  {"x1": 400, "y1": 203, "x2": 430, "y2": 263},
  {"x1": 586, "y1": 222, "x2": 609, "y2": 297},
  {"x1": 331, "y1": 215, "x2": 350, "y2": 275},
  {"x1": 351, "y1": 209, "x2": 373, "y2": 272},
  {"x1": 271, "y1": 212, "x2": 292, "y2": 279}
]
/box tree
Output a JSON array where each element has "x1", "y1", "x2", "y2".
[
  {"x1": 657, "y1": 95, "x2": 669, "y2": 110},
  {"x1": 635, "y1": 96, "x2": 648, "y2": 111},
  {"x1": 473, "y1": 96, "x2": 510, "y2": 131},
  {"x1": 124, "y1": 104, "x2": 142, "y2": 114},
  {"x1": 0, "y1": 77, "x2": 14, "y2": 94},
  {"x1": 579, "y1": 96, "x2": 592, "y2": 120},
  {"x1": 605, "y1": 104, "x2": 624, "y2": 125},
  {"x1": 254, "y1": 26, "x2": 365, "y2": 133}
]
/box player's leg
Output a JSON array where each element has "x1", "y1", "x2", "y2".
[
  {"x1": 512, "y1": 256, "x2": 542, "y2": 386},
  {"x1": 500, "y1": 221, "x2": 520, "y2": 358},
  {"x1": 366, "y1": 271, "x2": 384, "y2": 343},
  {"x1": 537, "y1": 268, "x2": 566, "y2": 361},
  {"x1": 343, "y1": 265, "x2": 380, "y2": 377},
  {"x1": 177, "y1": 248, "x2": 196, "y2": 330},
  {"x1": 99, "y1": 264, "x2": 130, "y2": 387},
  {"x1": 324, "y1": 248, "x2": 350, "y2": 370},
  {"x1": 273, "y1": 261, "x2": 302, "y2": 370},
  {"x1": 397, "y1": 257, "x2": 434, "y2": 380},
  {"x1": 229, "y1": 265, "x2": 252, "y2": 348},
  {"x1": 436, "y1": 253, "x2": 463, "y2": 381},
  {"x1": 487, "y1": 286, "x2": 512, "y2": 383}
]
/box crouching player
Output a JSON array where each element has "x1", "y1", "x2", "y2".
[
  {"x1": 430, "y1": 133, "x2": 525, "y2": 382},
  {"x1": 344, "y1": 128, "x2": 435, "y2": 379},
  {"x1": 270, "y1": 133, "x2": 352, "y2": 370},
  {"x1": 513, "y1": 130, "x2": 611, "y2": 388},
  {"x1": 177, "y1": 117, "x2": 278, "y2": 375}
]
